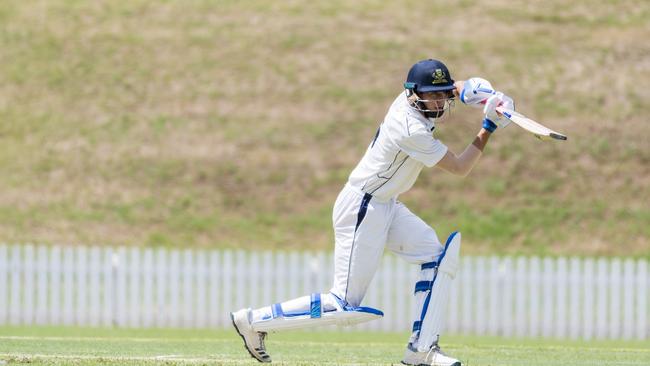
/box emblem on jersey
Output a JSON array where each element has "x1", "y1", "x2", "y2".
[{"x1": 432, "y1": 69, "x2": 448, "y2": 84}]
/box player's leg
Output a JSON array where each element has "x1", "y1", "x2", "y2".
[
  {"x1": 231, "y1": 185, "x2": 391, "y2": 362},
  {"x1": 329, "y1": 186, "x2": 394, "y2": 308},
  {"x1": 386, "y1": 202, "x2": 462, "y2": 366},
  {"x1": 232, "y1": 291, "x2": 382, "y2": 363}
]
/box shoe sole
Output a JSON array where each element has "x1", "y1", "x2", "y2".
[{"x1": 230, "y1": 312, "x2": 271, "y2": 363}]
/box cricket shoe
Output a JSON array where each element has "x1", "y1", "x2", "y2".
[
  {"x1": 231, "y1": 308, "x2": 271, "y2": 363},
  {"x1": 401, "y1": 343, "x2": 461, "y2": 366}
]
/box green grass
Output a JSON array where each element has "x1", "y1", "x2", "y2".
[
  {"x1": 1, "y1": 327, "x2": 649, "y2": 365},
  {"x1": 0, "y1": 0, "x2": 648, "y2": 255}
]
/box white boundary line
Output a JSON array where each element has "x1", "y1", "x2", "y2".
[
  {"x1": 0, "y1": 335, "x2": 232, "y2": 342},
  {"x1": 0, "y1": 354, "x2": 239, "y2": 364},
  {"x1": 0, "y1": 353, "x2": 391, "y2": 365}
]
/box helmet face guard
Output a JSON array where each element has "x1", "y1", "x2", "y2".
[{"x1": 405, "y1": 88, "x2": 455, "y2": 119}]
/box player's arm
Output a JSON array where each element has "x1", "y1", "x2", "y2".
[
  {"x1": 435, "y1": 129, "x2": 490, "y2": 177},
  {"x1": 437, "y1": 79, "x2": 512, "y2": 176}
]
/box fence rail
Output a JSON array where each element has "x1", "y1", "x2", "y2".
[{"x1": 0, "y1": 244, "x2": 648, "y2": 339}]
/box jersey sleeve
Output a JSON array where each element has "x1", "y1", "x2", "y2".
[{"x1": 397, "y1": 131, "x2": 448, "y2": 167}]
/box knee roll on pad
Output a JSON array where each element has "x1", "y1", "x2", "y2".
[{"x1": 410, "y1": 232, "x2": 461, "y2": 352}]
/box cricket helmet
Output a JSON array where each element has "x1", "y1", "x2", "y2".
[
  {"x1": 404, "y1": 59, "x2": 455, "y2": 94},
  {"x1": 404, "y1": 59, "x2": 456, "y2": 119}
]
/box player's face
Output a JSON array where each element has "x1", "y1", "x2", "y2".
[
  {"x1": 418, "y1": 91, "x2": 455, "y2": 118},
  {"x1": 419, "y1": 91, "x2": 451, "y2": 110}
]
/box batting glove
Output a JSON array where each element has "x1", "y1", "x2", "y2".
[
  {"x1": 483, "y1": 91, "x2": 515, "y2": 130},
  {"x1": 460, "y1": 77, "x2": 496, "y2": 107}
]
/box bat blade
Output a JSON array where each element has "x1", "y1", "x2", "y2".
[{"x1": 496, "y1": 106, "x2": 567, "y2": 141}]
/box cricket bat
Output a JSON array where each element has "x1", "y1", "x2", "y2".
[{"x1": 496, "y1": 106, "x2": 567, "y2": 141}]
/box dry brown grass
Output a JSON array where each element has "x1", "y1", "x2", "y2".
[{"x1": 0, "y1": 0, "x2": 648, "y2": 255}]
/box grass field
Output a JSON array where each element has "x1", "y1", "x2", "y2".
[
  {"x1": 0, "y1": 327, "x2": 649, "y2": 365},
  {"x1": 0, "y1": 1, "x2": 649, "y2": 255}
]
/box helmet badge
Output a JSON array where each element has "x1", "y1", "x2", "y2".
[{"x1": 432, "y1": 69, "x2": 448, "y2": 84}]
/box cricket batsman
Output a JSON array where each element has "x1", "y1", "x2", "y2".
[{"x1": 231, "y1": 59, "x2": 514, "y2": 366}]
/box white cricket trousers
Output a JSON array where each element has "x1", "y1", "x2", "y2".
[
  {"x1": 249, "y1": 183, "x2": 445, "y2": 324},
  {"x1": 330, "y1": 183, "x2": 445, "y2": 307}
]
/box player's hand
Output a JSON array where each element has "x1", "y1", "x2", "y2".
[
  {"x1": 459, "y1": 77, "x2": 496, "y2": 107},
  {"x1": 483, "y1": 92, "x2": 514, "y2": 132}
]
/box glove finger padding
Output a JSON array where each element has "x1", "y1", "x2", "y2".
[{"x1": 460, "y1": 77, "x2": 495, "y2": 107}]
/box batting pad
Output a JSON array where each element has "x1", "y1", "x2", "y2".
[
  {"x1": 251, "y1": 293, "x2": 383, "y2": 332},
  {"x1": 410, "y1": 232, "x2": 461, "y2": 352}
]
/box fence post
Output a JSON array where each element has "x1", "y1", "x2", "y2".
[
  {"x1": 528, "y1": 256, "x2": 541, "y2": 338},
  {"x1": 541, "y1": 257, "x2": 554, "y2": 338},
  {"x1": 487, "y1": 256, "x2": 500, "y2": 336},
  {"x1": 102, "y1": 247, "x2": 113, "y2": 327},
  {"x1": 474, "y1": 256, "x2": 487, "y2": 335},
  {"x1": 501, "y1": 257, "x2": 514, "y2": 337},
  {"x1": 622, "y1": 259, "x2": 635, "y2": 340},
  {"x1": 128, "y1": 247, "x2": 141, "y2": 328},
  {"x1": 636, "y1": 260, "x2": 648, "y2": 340},
  {"x1": 63, "y1": 246, "x2": 74, "y2": 326},
  {"x1": 36, "y1": 245, "x2": 50, "y2": 325},
  {"x1": 0, "y1": 244, "x2": 7, "y2": 325},
  {"x1": 75, "y1": 246, "x2": 88, "y2": 326},
  {"x1": 142, "y1": 248, "x2": 154, "y2": 328},
  {"x1": 249, "y1": 251, "x2": 260, "y2": 309},
  {"x1": 9, "y1": 244, "x2": 22, "y2": 325},
  {"x1": 208, "y1": 250, "x2": 220, "y2": 328},
  {"x1": 595, "y1": 258, "x2": 608, "y2": 339},
  {"x1": 23, "y1": 244, "x2": 35, "y2": 325},
  {"x1": 274, "y1": 252, "x2": 286, "y2": 308},
  {"x1": 555, "y1": 257, "x2": 567, "y2": 338},
  {"x1": 155, "y1": 247, "x2": 168, "y2": 328},
  {"x1": 288, "y1": 251, "x2": 300, "y2": 299},
  {"x1": 195, "y1": 249, "x2": 207, "y2": 329},
  {"x1": 168, "y1": 249, "x2": 180, "y2": 328},
  {"x1": 515, "y1": 257, "x2": 527, "y2": 337},
  {"x1": 49, "y1": 246, "x2": 61, "y2": 326},
  {"x1": 222, "y1": 250, "x2": 233, "y2": 324},
  {"x1": 182, "y1": 249, "x2": 194, "y2": 328},
  {"x1": 89, "y1": 246, "x2": 101, "y2": 327},
  {"x1": 569, "y1": 257, "x2": 581, "y2": 339},
  {"x1": 114, "y1": 247, "x2": 127, "y2": 327},
  {"x1": 461, "y1": 256, "x2": 473, "y2": 334},
  {"x1": 582, "y1": 258, "x2": 595, "y2": 340},
  {"x1": 235, "y1": 250, "x2": 247, "y2": 310},
  {"x1": 609, "y1": 258, "x2": 622, "y2": 339}
]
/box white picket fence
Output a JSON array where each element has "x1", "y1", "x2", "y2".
[{"x1": 0, "y1": 244, "x2": 648, "y2": 339}]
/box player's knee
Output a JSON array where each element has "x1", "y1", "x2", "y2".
[{"x1": 438, "y1": 231, "x2": 461, "y2": 278}]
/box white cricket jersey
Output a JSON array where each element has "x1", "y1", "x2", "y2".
[{"x1": 347, "y1": 92, "x2": 448, "y2": 202}]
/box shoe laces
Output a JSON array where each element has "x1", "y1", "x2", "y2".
[
  {"x1": 426, "y1": 336, "x2": 448, "y2": 361},
  {"x1": 258, "y1": 332, "x2": 267, "y2": 350}
]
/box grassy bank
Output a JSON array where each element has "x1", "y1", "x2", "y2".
[{"x1": 0, "y1": 1, "x2": 648, "y2": 255}]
